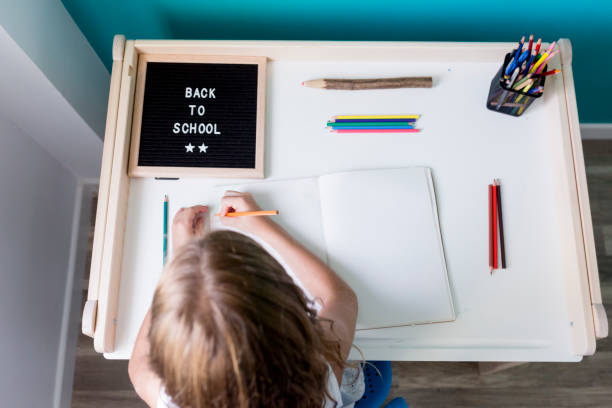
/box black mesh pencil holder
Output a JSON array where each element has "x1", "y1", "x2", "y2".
[{"x1": 486, "y1": 53, "x2": 547, "y2": 117}]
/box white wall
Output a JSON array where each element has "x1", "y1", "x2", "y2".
[
  {"x1": 0, "y1": 26, "x2": 103, "y2": 179},
  {"x1": 0, "y1": 114, "x2": 78, "y2": 406},
  {"x1": 0, "y1": 0, "x2": 109, "y2": 138},
  {"x1": 0, "y1": 5, "x2": 106, "y2": 406},
  {"x1": 581, "y1": 124, "x2": 612, "y2": 140}
]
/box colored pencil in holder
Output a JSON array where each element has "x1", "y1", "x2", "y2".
[{"x1": 486, "y1": 52, "x2": 547, "y2": 117}]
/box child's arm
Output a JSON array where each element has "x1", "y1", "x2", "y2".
[
  {"x1": 128, "y1": 206, "x2": 208, "y2": 406},
  {"x1": 128, "y1": 310, "x2": 161, "y2": 407},
  {"x1": 220, "y1": 192, "x2": 358, "y2": 379}
]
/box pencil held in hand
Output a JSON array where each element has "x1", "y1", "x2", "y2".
[{"x1": 215, "y1": 210, "x2": 279, "y2": 217}]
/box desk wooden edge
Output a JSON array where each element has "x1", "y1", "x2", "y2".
[
  {"x1": 91, "y1": 39, "x2": 138, "y2": 353},
  {"x1": 558, "y1": 39, "x2": 608, "y2": 345},
  {"x1": 83, "y1": 34, "x2": 124, "y2": 340}
]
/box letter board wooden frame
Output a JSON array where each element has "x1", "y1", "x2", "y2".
[{"x1": 128, "y1": 54, "x2": 266, "y2": 178}]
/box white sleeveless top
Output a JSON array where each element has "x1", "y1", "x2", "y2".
[
  {"x1": 157, "y1": 363, "x2": 361, "y2": 408},
  {"x1": 156, "y1": 229, "x2": 364, "y2": 407}
]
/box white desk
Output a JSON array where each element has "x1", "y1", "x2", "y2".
[{"x1": 84, "y1": 37, "x2": 607, "y2": 361}]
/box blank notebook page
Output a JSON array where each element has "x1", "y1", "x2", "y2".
[
  {"x1": 212, "y1": 177, "x2": 328, "y2": 264},
  {"x1": 318, "y1": 167, "x2": 454, "y2": 329}
]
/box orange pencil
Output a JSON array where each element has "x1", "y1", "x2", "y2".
[{"x1": 215, "y1": 210, "x2": 279, "y2": 217}]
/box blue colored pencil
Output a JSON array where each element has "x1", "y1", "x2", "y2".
[
  {"x1": 327, "y1": 121, "x2": 415, "y2": 127},
  {"x1": 333, "y1": 118, "x2": 416, "y2": 123},
  {"x1": 523, "y1": 52, "x2": 536, "y2": 75},
  {"x1": 163, "y1": 195, "x2": 168, "y2": 265},
  {"x1": 505, "y1": 36, "x2": 525, "y2": 76},
  {"x1": 505, "y1": 48, "x2": 529, "y2": 76}
]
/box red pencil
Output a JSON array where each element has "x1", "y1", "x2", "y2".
[
  {"x1": 492, "y1": 184, "x2": 498, "y2": 270},
  {"x1": 527, "y1": 34, "x2": 533, "y2": 54},
  {"x1": 489, "y1": 184, "x2": 494, "y2": 274},
  {"x1": 533, "y1": 69, "x2": 560, "y2": 78},
  {"x1": 332, "y1": 129, "x2": 420, "y2": 133},
  {"x1": 495, "y1": 179, "x2": 506, "y2": 269}
]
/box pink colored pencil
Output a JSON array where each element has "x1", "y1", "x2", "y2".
[
  {"x1": 332, "y1": 129, "x2": 420, "y2": 133},
  {"x1": 536, "y1": 50, "x2": 560, "y2": 74}
]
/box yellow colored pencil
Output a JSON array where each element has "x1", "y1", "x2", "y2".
[
  {"x1": 514, "y1": 83, "x2": 533, "y2": 105},
  {"x1": 514, "y1": 78, "x2": 533, "y2": 91},
  {"x1": 529, "y1": 52, "x2": 548, "y2": 74},
  {"x1": 333, "y1": 115, "x2": 420, "y2": 119}
]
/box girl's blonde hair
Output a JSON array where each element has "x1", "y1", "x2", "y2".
[{"x1": 149, "y1": 230, "x2": 344, "y2": 407}]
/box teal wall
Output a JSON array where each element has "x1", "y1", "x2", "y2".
[
  {"x1": 62, "y1": 0, "x2": 612, "y2": 123},
  {"x1": 1, "y1": 0, "x2": 109, "y2": 137}
]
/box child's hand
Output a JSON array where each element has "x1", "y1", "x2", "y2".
[
  {"x1": 219, "y1": 191, "x2": 270, "y2": 233},
  {"x1": 172, "y1": 205, "x2": 208, "y2": 253}
]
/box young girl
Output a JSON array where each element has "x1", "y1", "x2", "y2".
[{"x1": 128, "y1": 191, "x2": 362, "y2": 407}]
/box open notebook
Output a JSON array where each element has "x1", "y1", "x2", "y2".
[{"x1": 213, "y1": 167, "x2": 454, "y2": 330}]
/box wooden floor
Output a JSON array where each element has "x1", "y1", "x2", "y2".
[{"x1": 71, "y1": 140, "x2": 612, "y2": 408}]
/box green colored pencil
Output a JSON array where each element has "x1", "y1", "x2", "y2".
[
  {"x1": 163, "y1": 195, "x2": 168, "y2": 265},
  {"x1": 327, "y1": 121, "x2": 416, "y2": 127}
]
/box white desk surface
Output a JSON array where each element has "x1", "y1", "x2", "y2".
[{"x1": 106, "y1": 44, "x2": 590, "y2": 361}]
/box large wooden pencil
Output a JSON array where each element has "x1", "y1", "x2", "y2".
[{"x1": 303, "y1": 77, "x2": 433, "y2": 90}]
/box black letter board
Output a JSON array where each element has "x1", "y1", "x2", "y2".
[{"x1": 129, "y1": 54, "x2": 266, "y2": 178}]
